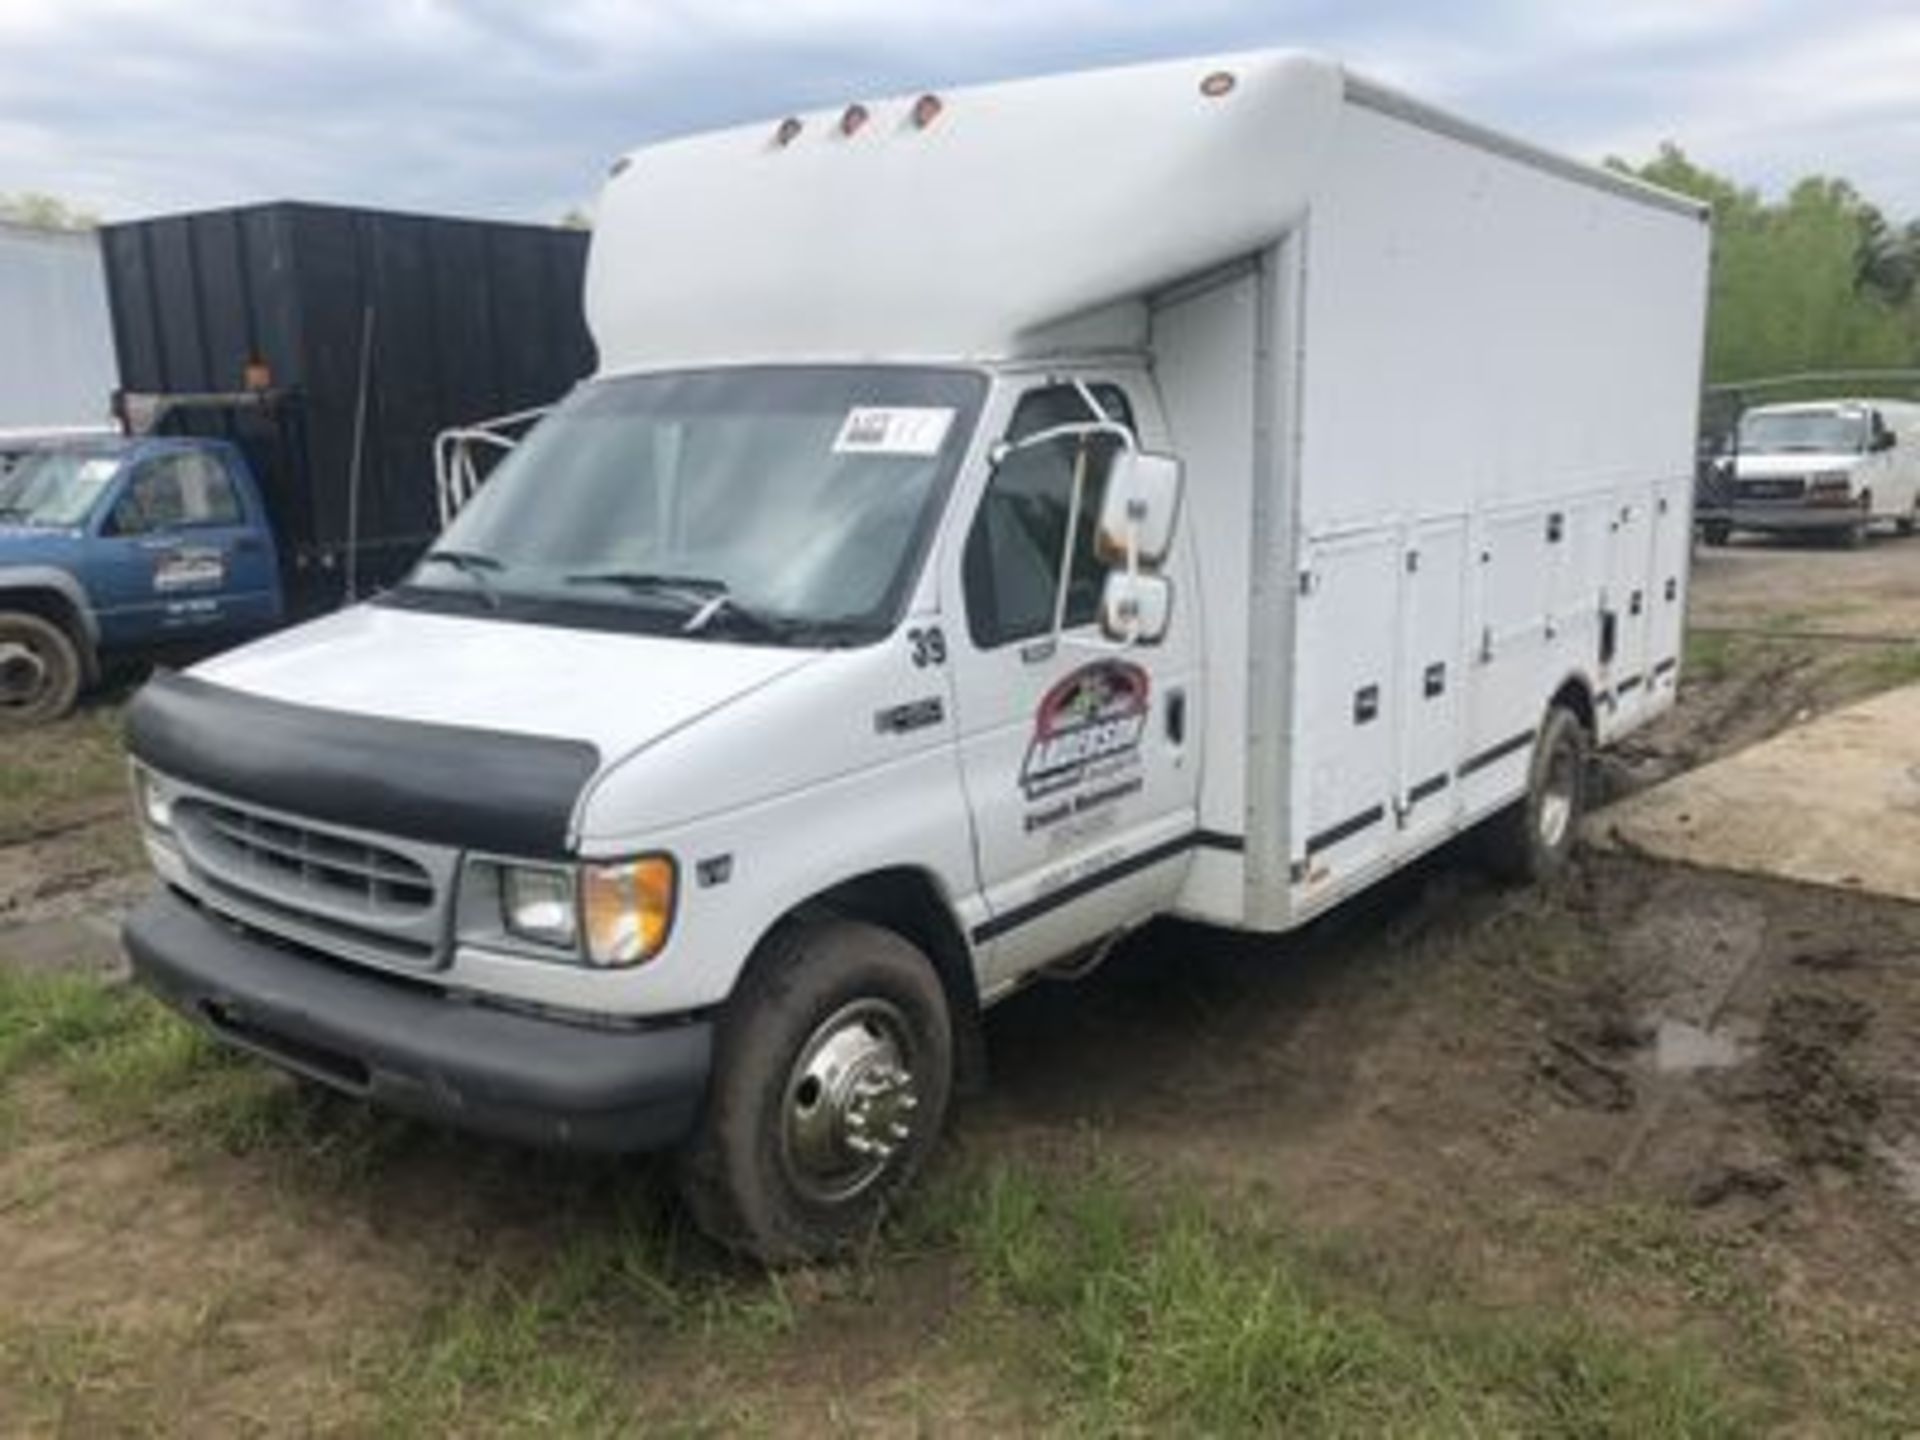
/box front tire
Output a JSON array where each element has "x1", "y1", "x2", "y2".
[
  {"x1": 0, "y1": 610, "x2": 83, "y2": 728},
  {"x1": 1483, "y1": 704, "x2": 1589, "y2": 884},
  {"x1": 675, "y1": 918, "x2": 953, "y2": 1264}
]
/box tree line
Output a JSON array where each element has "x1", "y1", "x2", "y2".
[{"x1": 1615, "y1": 145, "x2": 1920, "y2": 389}]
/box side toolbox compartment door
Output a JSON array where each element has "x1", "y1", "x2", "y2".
[
  {"x1": 1292, "y1": 528, "x2": 1400, "y2": 891},
  {"x1": 1646, "y1": 480, "x2": 1690, "y2": 706},
  {"x1": 1605, "y1": 491, "x2": 1654, "y2": 723},
  {"x1": 1462, "y1": 508, "x2": 1550, "y2": 817},
  {"x1": 1397, "y1": 518, "x2": 1467, "y2": 848}
]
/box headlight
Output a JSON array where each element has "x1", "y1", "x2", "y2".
[
  {"x1": 133, "y1": 767, "x2": 173, "y2": 832},
  {"x1": 581, "y1": 855, "x2": 677, "y2": 967},
  {"x1": 499, "y1": 865, "x2": 578, "y2": 950}
]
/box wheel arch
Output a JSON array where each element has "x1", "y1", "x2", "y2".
[
  {"x1": 0, "y1": 572, "x2": 100, "y2": 684},
  {"x1": 745, "y1": 865, "x2": 987, "y2": 1094},
  {"x1": 1549, "y1": 671, "x2": 1597, "y2": 739}
]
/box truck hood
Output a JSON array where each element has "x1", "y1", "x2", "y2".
[
  {"x1": 1733, "y1": 452, "x2": 1857, "y2": 479},
  {"x1": 191, "y1": 602, "x2": 825, "y2": 765},
  {"x1": 0, "y1": 525, "x2": 83, "y2": 560}
]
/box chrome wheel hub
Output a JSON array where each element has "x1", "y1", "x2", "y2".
[
  {"x1": 780, "y1": 999, "x2": 920, "y2": 1204},
  {"x1": 1538, "y1": 745, "x2": 1578, "y2": 849},
  {"x1": 0, "y1": 641, "x2": 48, "y2": 707}
]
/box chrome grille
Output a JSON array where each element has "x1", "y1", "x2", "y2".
[{"x1": 170, "y1": 793, "x2": 454, "y2": 970}]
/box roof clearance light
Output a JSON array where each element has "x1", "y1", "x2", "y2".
[
  {"x1": 840, "y1": 103, "x2": 869, "y2": 137},
  {"x1": 774, "y1": 116, "x2": 803, "y2": 147},
  {"x1": 1200, "y1": 70, "x2": 1237, "y2": 99},
  {"x1": 911, "y1": 93, "x2": 943, "y2": 129}
]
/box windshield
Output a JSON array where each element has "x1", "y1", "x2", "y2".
[
  {"x1": 396, "y1": 366, "x2": 986, "y2": 643},
  {"x1": 0, "y1": 451, "x2": 122, "y2": 528},
  {"x1": 1737, "y1": 410, "x2": 1867, "y2": 456}
]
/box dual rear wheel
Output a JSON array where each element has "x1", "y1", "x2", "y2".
[{"x1": 1482, "y1": 703, "x2": 1590, "y2": 883}]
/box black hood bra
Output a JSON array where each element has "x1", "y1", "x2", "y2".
[{"x1": 126, "y1": 671, "x2": 601, "y2": 859}]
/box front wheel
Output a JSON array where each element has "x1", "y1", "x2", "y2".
[
  {"x1": 674, "y1": 918, "x2": 953, "y2": 1264},
  {"x1": 0, "y1": 610, "x2": 83, "y2": 728},
  {"x1": 1482, "y1": 705, "x2": 1590, "y2": 884}
]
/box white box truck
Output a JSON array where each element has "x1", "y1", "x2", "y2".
[
  {"x1": 121, "y1": 51, "x2": 1711, "y2": 1260},
  {"x1": 1699, "y1": 398, "x2": 1920, "y2": 546}
]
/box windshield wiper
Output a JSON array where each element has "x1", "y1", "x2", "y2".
[
  {"x1": 564, "y1": 570, "x2": 727, "y2": 609},
  {"x1": 564, "y1": 570, "x2": 848, "y2": 646},
  {"x1": 418, "y1": 548, "x2": 504, "y2": 609}
]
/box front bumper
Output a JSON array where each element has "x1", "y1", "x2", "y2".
[
  {"x1": 124, "y1": 889, "x2": 711, "y2": 1153},
  {"x1": 1696, "y1": 503, "x2": 1864, "y2": 533}
]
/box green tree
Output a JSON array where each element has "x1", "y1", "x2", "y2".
[
  {"x1": 1610, "y1": 145, "x2": 1919, "y2": 385},
  {"x1": 0, "y1": 192, "x2": 98, "y2": 230}
]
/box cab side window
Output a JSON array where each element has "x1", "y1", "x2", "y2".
[
  {"x1": 107, "y1": 452, "x2": 243, "y2": 535},
  {"x1": 963, "y1": 384, "x2": 1135, "y2": 649}
]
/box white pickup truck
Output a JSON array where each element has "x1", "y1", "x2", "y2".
[{"x1": 122, "y1": 50, "x2": 1710, "y2": 1261}]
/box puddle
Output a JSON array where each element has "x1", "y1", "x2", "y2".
[{"x1": 1651, "y1": 1018, "x2": 1750, "y2": 1074}]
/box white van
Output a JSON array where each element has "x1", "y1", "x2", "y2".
[
  {"x1": 1701, "y1": 398, "x2": 1920, "y2": 546},
  {"x1": 121, "y1": 51, "x2": 1710, "y2": 1260}
]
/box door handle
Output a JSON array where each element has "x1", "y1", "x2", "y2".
[{"x1": 1165, "y1": 687, "x2": 1187, "y2": 746}]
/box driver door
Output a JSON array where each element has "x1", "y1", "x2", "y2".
[
  {"x1": 945, "y1": 378, "x2": 1200, "y2": 991},
  {"x1": 89, "y1": 450, "x2": 262, "y2": 645}
]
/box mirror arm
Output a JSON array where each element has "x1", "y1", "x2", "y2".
[{"x1": 1070, "y1": 378, "x2": 1136, "y2": 453}]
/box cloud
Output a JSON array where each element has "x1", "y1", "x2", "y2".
[{"x1": 0, "y1": 0, "x2": 1916, "y2": 224}]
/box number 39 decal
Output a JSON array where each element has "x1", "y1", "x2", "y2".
[{"x1": 907, "y1": 626, "x2": 947, "y2": 668}]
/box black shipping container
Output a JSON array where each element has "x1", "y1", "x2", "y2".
[{"x1": 100, "y1": 202, "x2": 595, "y2": 610}]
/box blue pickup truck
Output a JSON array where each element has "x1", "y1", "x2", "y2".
[{"x1": 0, "y1": 436, "x2": 283, "y2": 725}]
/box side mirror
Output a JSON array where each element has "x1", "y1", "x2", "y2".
[
  {"x1": 1873, "y1": 428, "x2": 1897, "y2": 452},
  {"x1": 1100, "y1": 570, "x2": 1173, "y2": 646},
  {"x1": 1096, "y1": 451, "x2": 1183, "y2": 568}
]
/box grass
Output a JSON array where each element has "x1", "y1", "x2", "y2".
[
  {"x1": 0, "y1": 704, "x2": 130, "y2": 843},
  {"x1": 1682, "y1": 629, "x2": 1737, "y2": 683},
  {"x1": 0, "y1": 966, "x2": 152, "y2": 1081},
  {"x1": 949, "y1": 1163, "x2": 1752, "y2": 1437},
  {"x1": 1844, "y1": 640, "x2": 1920, "y2": 692}
]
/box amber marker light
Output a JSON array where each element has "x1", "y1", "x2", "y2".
[{"x1": 581, "y1": 855, "x2": 678, "y2": 966}]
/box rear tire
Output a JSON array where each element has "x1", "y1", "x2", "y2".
[
  {"x1": 1701, "y1": 521, "x2": 1732, "y2": 547},
  {"x1": 1483, "y1": 705, "x2": 1589, "y2": 884},
  {"x1": 0, "y1": 610, "x2": 83, "y2": 728},
  {"x1": 674, "y1": 918, "x2": 953, "y2": 1264}
]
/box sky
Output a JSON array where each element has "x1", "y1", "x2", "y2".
[{"x1": 2, "y1": 0, "x2": 1917, "y2": 226}]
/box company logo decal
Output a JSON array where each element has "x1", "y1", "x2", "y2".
[{"x1": 1020, "y1": 661, "x2": 1150, "y2": 806}]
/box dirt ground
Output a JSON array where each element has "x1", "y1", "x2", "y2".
[{"x1": 2, "y1": 532, "x2": 1918, "y2": 1434}]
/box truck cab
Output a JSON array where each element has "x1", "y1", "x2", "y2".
[{"x1": 0, "y1": 435, "x2": 283, "y2": 723}]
